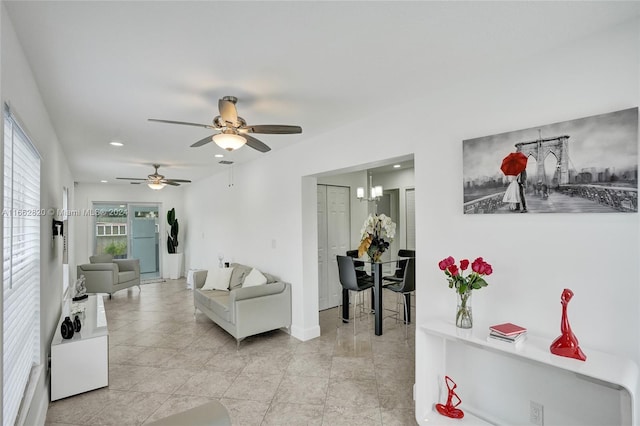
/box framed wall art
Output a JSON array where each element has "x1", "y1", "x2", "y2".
[{"x1": 463, "y1": 107, "x2": 638, "y2": 214}]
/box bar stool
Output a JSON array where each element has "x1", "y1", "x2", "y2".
[
  {"x1": 336, "y1": 255, "x2": 374, "y2": 334},
  {"x1": 383, "y1": 257, "x2": 415, "y2": 338}
]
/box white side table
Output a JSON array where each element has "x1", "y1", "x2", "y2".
[
  {"x1": 416, "y1": 319, "x2": 639, "y2": 425},
  {"x1": 51, "y1": 294, "x2": 109, "y2": 401}
]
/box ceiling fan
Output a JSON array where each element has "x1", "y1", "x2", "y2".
[
  {"x1": 148, "y1": 95, "x2": 302, "y2": 153},
  {"x1": 116, "y1": 164, "x2": 191, "y2": 190}
]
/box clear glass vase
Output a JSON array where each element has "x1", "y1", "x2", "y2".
[
  {"x1": 456, "y1": 290, "x2": 473, "y2": 328},
  {"x1": 368, "y1": 247, "x2": 384, "y2": 262}
]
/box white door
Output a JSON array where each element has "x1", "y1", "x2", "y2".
[
  {"x1": 406, "y1": 188, "x2": 416, "y2": 250},
  {"x1": 318, "y1": 185, "x2": 350, "y2": 311},
  {"x1": 317, "y1": 185, "x2": 329, "y2": 310}
]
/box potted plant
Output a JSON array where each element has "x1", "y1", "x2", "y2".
[
  {"x1": 167, "y1": 208, "x2": 179, "y2": 254},
  {"x1": 166, "y1": 208, "x2": 183, "y2": 279}
]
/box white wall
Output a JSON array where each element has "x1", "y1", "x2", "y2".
[
  {"x1": 1, "y1": 5, "x2": 76, "y2": 424},
  {"x1": 73, "y1": 183, "x2": 185, "y2": 278},
  {"x1": 183, "y1": 16, "x2": 640, "y2": 369}
]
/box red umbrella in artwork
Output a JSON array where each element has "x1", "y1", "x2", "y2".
[{"x1": 500, "y1": 152, "x2": 528, "y2": 176}]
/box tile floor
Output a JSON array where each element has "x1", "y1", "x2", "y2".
[{"x1": 46, "y1": 279, "x2": 416, "y2": 425}]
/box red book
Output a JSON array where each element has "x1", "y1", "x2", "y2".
[{"x1": 489, "y1": 322, "x2": 527, "y2": 337}]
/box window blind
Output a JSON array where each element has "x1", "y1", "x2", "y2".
[{"x1": 3, "y1": 105, "x2": 41, "y2": 426}]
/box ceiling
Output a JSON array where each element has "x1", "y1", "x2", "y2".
[{"x1": 4, "y1": 1, "x2": 638, "y2": 185}]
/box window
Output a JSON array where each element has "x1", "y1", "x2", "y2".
[
  {"x1": 95, "y1": 223, "x2": 127, "y2": 236},
  {"x1": 3, "y1": 104, "x2": 41, "y2": 426}
]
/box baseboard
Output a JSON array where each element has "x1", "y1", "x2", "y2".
[
  {"x1": 21, "y1": 365, "x2": 48, "y2": 426},
  {"x1": 290, "y1": 324, "x2": 320, "y2": 341},
  {"x1": 24, "y1": 389, "x2": 48, "y2": 426}
]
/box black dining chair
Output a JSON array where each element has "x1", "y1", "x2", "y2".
[
  {"x1": 384, "y1": 257, "x2": 416, "y2": 338},
  {"x1": 346, "y1": 249, "x2": 369, "y2": 279},
  {"x1": 336, "y1": 254, "x2": 374, "y2": 335},
  {"x1": 382, "y1": 249, "x2": 415, "y2": 285}
]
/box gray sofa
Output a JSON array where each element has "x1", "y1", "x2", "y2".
[
  {"x1": 193, "y1": 263, "x2": 291, "y2": 347},
  {"x1": 77, "y1": 254, "x2": 141, "y2": 298}
]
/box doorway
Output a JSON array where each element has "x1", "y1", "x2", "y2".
[
  {"x1": 376, "y1": 188, "x2": 400, "y2": 265},
  {"x1": 93, "y1": 202, "x2": 161, "y2": 280},
  {"x1": 130, "y1": 205, "x2": 160, "y2": 280}
]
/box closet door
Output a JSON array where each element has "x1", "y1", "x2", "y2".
[
  {"x1": 326, "y1": 186, "x2": 350, "y2": 309},
  {"x1": 318, "y1": 185, "x2": 350, "y2": 311},
  {"x1": 317, "y1": 185, "x2": 329, "y2": 311}
]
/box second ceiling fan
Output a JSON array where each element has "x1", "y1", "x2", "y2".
[
  {"x1": 149, "y1": 96, "x2": 302, "y2": 153},
  {"x1": 116, "y1": 164, "x2": 191, "y2": 190}
]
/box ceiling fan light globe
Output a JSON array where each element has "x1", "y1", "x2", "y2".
[
  {"x1": 212, "y1": 133, "x2": 246, "y2": 151},
  {"x1": 147, "y1": 182, "x2": 166, "y2": 190}
]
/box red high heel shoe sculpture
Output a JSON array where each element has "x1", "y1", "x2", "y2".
[
  {"x1": 550, "y1": 288, "x2": 587, "y2": 361},
  {"x1": 435, "y1": 376, "x2": 464, "y2": 419}
]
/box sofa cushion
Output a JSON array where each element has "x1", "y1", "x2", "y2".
[
  {"x1": 262, "y1": 272, "x2": 278, "y2": 284},
  {"x1": 243, "y1": 268, "x2": 267, "y2": 287},
  {"x1": 90, "y1": 254, "x2": 113, "y2": 263},
  {"x1": 194, "y1": 289, "x2": 231, "y2": 322},
  {"x1": 229, "y1": 264, "x2": 252, "y2": 290},
  {"x1": 203, "y1": 267, "x2": 233, "y2": 291},
  {"x1": 118, "y1": 270, "x2": 136, "y2": 284}
]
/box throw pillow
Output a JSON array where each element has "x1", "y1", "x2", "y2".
[
  {"x1": 202, "y1": 267, "x2": 234, "y2": 291},
  {"x1": 262, "y1": 272, "x2": 278, "y2": 284},
  {"x1": 243, "y1": 268, "x2": 267, "y2": 287},
  {"x1": 229, "y1": 264, "x2": 253, "y2": 289}
]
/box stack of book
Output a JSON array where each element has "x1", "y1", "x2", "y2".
[{"x1": 488, "y1": 322, "x2": 527, "y2": 346}]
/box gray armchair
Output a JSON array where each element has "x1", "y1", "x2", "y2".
[{"x1": 77, "y1": 254, "x2": 140, "y2": 298}]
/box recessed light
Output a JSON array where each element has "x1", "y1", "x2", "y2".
[
  {"x1": 214, "y1": 154, "x2": 224, "y2": 158},
  {"x1": 393, "y1": 164, "x2": 401, "y2": 168},
  {"x1": 109, "y1": 141, "x2": 123, "y2": 147},
  {"x1": 100, "y1": 180, "x2": 108, "y2": 183}
]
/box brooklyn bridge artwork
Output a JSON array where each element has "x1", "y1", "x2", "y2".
[{"x1": 463, "y1": 107, "x2": 638, "y2": 214}]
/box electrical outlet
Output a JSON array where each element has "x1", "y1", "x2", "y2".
[{"x1": 530, "y1": 401, "x2": 544, "y2": 426}]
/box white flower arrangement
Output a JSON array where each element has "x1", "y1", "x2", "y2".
[{"x1": 358, "y1": 214, "x2": 396, "y2": 261}]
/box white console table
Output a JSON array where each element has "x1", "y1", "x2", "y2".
[
  {"x1": 51, "y1": 294, "x2": 109, "y2": 401},
  {"x1": 417, "y1": 319, "x2": 639, "y2": 425}
]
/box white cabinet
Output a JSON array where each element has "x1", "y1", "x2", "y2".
[
  {"x1": 51, "y1": 294, "x2": 109, "y2": 401},
  {"x1": 416, "y1": 319, "x2": 639, "y2": 425}
]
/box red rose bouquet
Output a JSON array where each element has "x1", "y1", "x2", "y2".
[
  {"x1": 438, "y1": 256, "x2": 492, "y2": 328},
  {"x1": 438, "y1": 256, "x2": 492, "y2": 294}
]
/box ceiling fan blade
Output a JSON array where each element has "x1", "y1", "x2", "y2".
[
  {"x1": 240, "y1": 124, "x2": 302, "y2": 134},
  {"x1": 116, "y1": 177, "x2": 147, "y2": 181},
  {"x1": 148, "y1": 118, "x2": 215, "y2": 129},
  {"x1": 164, "y1": 179, "x2": 192, "y2": 183},
  {"x1": 162, "y1": 181, "x2": 180, "y2": 186},
  {"x1": 218, "y1": 98, "x2": 238, "y2": 126},
  {"x1": 191, "y1": 134, "x2": 215, "y2": 148},
  {"x1": 244, "y1": 134, "x2": 271, "y2": 153}
]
